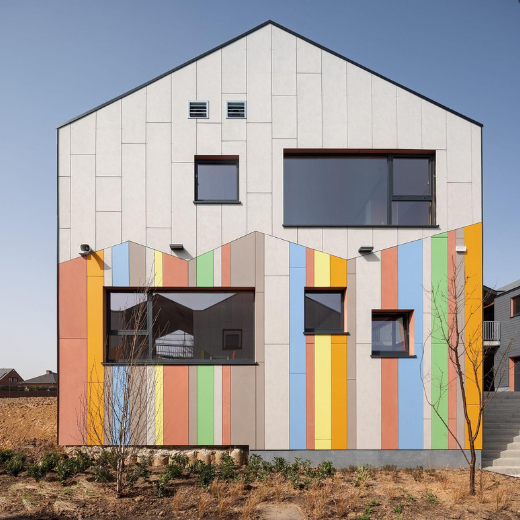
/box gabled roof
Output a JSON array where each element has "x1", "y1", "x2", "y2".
[
  {"x1": 23, "y1": 372, "x2": 58, "y2": 385},
  {"x1": 0, "y1": 368, "x2": 16, "y2": 381},
  {"x1": 497, "y1": 279, "x2": 520, "y2": 295},
  {"x1": 57, "y1": 20, "x2": 483, "y2": 129}
]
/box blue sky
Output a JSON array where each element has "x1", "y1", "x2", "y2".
[{"x1": 0, "y1": 0, "x2": 518, "y2": 378}]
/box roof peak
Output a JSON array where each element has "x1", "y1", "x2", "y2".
[{"x1": 57, "y1": 19, "x2": 482, "y2": 129}]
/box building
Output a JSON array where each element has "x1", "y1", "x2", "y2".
[
  {"x1": 57, "y1": 21, "x2": 483, "y2": 466},
  {"x1": 23, "y1": 370, "x2": 58, "y2": 388},
  {"x1": 0, "y1": 368, "x2": 23, "y2": 386}
]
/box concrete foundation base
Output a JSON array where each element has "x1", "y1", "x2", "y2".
[{"x1": 250, "y1": 449, "x2": 480, "y2": 469}]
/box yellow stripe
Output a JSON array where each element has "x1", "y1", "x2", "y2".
[
  {"x1": 314, "y1": 251, "x2": 331, "y2": 287},
  {"x1": 464, "y1": 223, "x2": 483, "y2": 449},
  {"x1": 87, "y1": 251, "x2": 104, "y2": 445},
  {"x1": 154, "y1": 251, "x2": 163, "y2": 287},
  {"x1": 315, "y1": 335, "x2": 332, "y2": 448},
  {"x1": 154, "y1": 365, "x2": 164, "y2": 445}
]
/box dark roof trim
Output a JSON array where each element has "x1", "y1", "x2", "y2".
[{"x1": 57, "y1": 20, "x2": 483, "y2": 129}]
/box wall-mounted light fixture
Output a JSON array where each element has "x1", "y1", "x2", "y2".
[
  {"x1": 456, "y1": 245, "x2": 467, "y2": 253},
  {"x1": 358, "y1": 246, "x2": 374, "y2": 254},
  {"x1": 170, "y1": 244, "x2": 184, "y2": 251},
  {"x1": 78, "y1": 244, "x2": 92, "y2": 256}
]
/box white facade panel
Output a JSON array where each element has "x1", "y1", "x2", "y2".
[
  {"x1": 373, "y1": 228, "x2": 397, "y2": 253},
  {"x1": 347, "y1": 64, "x2": 372, "y2": 148},
  {"x1": 122, "y1": 90, "x2": 146, "y2": 144},
  {"x1": 447, "y1": 183, "x2": 472, "y2": 230},
  {"x1": 355, "y1": 252, "x2": 381, "y2": 343},
  {"x1": 397, "y1": 228, "x2": 422, "y2": 245},
  {"x1": 146, "y1": 123, "x2": 171, "y2": 228},
  {"x1": 265, "y1": 276, "x2": 289, "y2": 344},
  {"x1": 265, "y1": 235, "x2": 290, "y2": 276},
  {"x1": 197, "y1": 52, "x2": 222, "y2": 123},
  {"x1": 70, "y1": 155, "x2": 96, "y2": 257},
  {"x1": 171, "y1": 64, "x2": 197, "y2": 162},
  {"x1": 59, "y1": 228, "x2": 71, "y2": 263},
  {"x1": 397, "y1": 88, "x2": 422, "y2": 149},
  {"x1": 122, "y1": 144, "x2": 146, "y2": 245},
  {"x1": 96, "y1": 177, "x2": 121, "y2": 212},
  {"x1": 222, "y1": 40, "x2": 246, "y2": 94},
  {"x1": 422, "y1": 101, "x2": 446, "y2": 150},
  {"x1": 435, "y1": 150, "x2": 448, "y2": 231},
  {"x1": 96, "y1": 101, "x2": 121, "y2": 177},
  {"x1": 372, "y1": 76, "x2": 397, "y2": 149},
  {"x1": 322, "y1": 228, "x2": 348, "y2": 259},
  {"x1": 247, "y1": 123, "x2": 272, "y2": 193},
  {"x1": 146, "y1": 227, "x2": 171, "y2": 254},
  {"x1": 272, "y1": 96, "x2": 297, "y2": 139},
  {"x1": 297, "y1": 228, "x2": 322, "y2": 252},
  {"x1": 213, "y1": 247, "x2": 222, "y2": 287},
  {"x1": 296, "y1": 38, "x2": 321, "y2": 73},
  {"x1": 196, "y1": 123, "x2": 221, "y2": 155},
  {"x1": 71, "y1": 113, "x2": 96, "y2": 155},
  {"x1": 447, "y1": 113, "x2": 472, "y2": 183},
  {"x1": 58, "y1": 177, "x2": 71, "y2": 229},
  {"x1": 246, "y1": 25, "x2": 272, "y2": 122},
  {"x1": 322, "y1": 52, "x2": 347, "y2": 148},
  {"x1": 247, "y1": 193, "x2": 272, "y2": 235},
  {"x1": 96, "y1": 211, "x2": 121, "y2": 251},
  {"x1": 197, "y1": 205, "x2": 222, "y2": 256},
  {"x1": 272, "y1": 26, "x2": 296, "y2": 96},
  {"x1": 146, "y1": 76, "x2": 172, "y2": 123},
  {"x1": 471, "y1": 125, "x2": 482, "y2": 223},
  {"x1": 172, "y1": 162, "x2": 197, "y2": 259},
  {"x1": 347, "y1": 228, "x2": 373, "y2": 259},
  {"x1": 297, "y1": 73, "x2": 322, "y2": 148},
  {"x1": 58, "y1": 126, "x2": 71, "y2": 176}
]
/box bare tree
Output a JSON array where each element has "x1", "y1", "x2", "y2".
[
  {"x1": 422, "y1": 259, "x2": 513, "y2": 495},
  {"x1": 78, "y1": 286, "x2": 160, "y2": 497}
]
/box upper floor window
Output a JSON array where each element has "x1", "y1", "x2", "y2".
[
  {"x1": 371, "y1": 311, "x2": 411, "y2": 357},
  {"x1": 283, "y1": 153, "x2": 434, "y2": 227},
  {"x1": 8, "y1": 377, "x2": 18, "y2": 383},
  {"x1": 195, "y1": 158, "x2": 239, "y2": 203},
  {"x1": 107, "y1": 290, "x2": 255, "y2": 364},
  {"x1": 512, "y1": 295, "x2": 520, "y2": 318},
  {"x1": 304, "y1": 290, "x2": 344, "y2": 334}
]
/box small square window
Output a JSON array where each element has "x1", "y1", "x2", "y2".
[
  {"x1": 223, "y1": 329, "x2": 242, "y2": 350},
  {"x1": 371, "y1": 311, "x2": 410, "y2": 357},
  {"x1": 512, "y1": 296, "x2": 520, "y2": 318},
  {"x1": 195, "y1": 160, "x2": 239, "y2": 203},
  {"x1": 304, "y1": 290, "x2": 344, "y2": 333}
]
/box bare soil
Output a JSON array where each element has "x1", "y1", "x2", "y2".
[{"x1": 1, "y1": 398, "x2": 520, "y2": 519}]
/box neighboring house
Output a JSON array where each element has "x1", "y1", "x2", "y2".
[
  {"x1": 0, "y1": 368, "x2": 24, "y2": 385},
  {"x1": 23, "y1": 370, "x2": 58, "y2": 388},
  {"x1": 484, "y1": 280, "x2": 520, "y2": 391},
  {"x1": 57, "y1": 21, "x2": 483, "y2": 466}
]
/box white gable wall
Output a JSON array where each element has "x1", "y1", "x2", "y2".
[{"x1": 58, "y1": 24, "x2": 481, "y2": 263}]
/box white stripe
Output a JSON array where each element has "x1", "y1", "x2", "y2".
[{"x1": 213, "y1": 366, "x2": 223, "y2": 445}]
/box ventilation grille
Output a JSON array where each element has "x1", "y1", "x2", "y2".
[
  {"x1": 226, "y1": 101, "x2": 247, "y2": 119},
  {"x1": 188, "y1": 101, "x2": 209, "y2": 119}
]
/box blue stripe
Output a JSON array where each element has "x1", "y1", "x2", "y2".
[
  {"x1": 112, "y1": 243, "x2": 129, "y2": 287},
  {"x1": 112, "y1": 365, "x2": 129, "y2": 445},
  {"x1": 289, "y1": 243, "x2": 306, "y2": 449},
  {"x1": 398, "y1": 240, "x2": 424, "y2": 449}
]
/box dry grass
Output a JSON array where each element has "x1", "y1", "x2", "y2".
[
  {"x1": 435, "y1": 471, "x2": 449, "y2": 490},
  {"x1": 450, "y1": 485, "x2": 466, "y2": 504},
  {"x1": 334, "y1": 493, "x2": 350, "y2": 517},
  {"x1": 172, "y1": 488, "x2": 187, "y2": 512},
  {"x1": 229, "y1": 480, "x2": 245, "y2": 502},
  {"x1": 240, "y1": 493, "x2": 259, "y2": 518},
  {"x1": 197, "y1": 492, "x2": 212, "y2": 519},
  {"x1": 492, "y1": 483, "x2": 514, "y2": 512},
  {"x1": 217, "y1": 495, "x2": 231, "y2": 518}
]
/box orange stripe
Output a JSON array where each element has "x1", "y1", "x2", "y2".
[
  {"x1": 221, "y1": 244, "x2": 231, "y2": 287},
  {"x1": 306, "y1": 248, "x2": 314, "y2": 287},
  {"x1": 331, "y1": 337, "x2": 347, "y2": 449},
  {"x1": 447, "y1": 230, "x2": 457, "y2": 449},
  {"x1": 222, "y1": 366, "x2": 231, "y2": 444},
  {"x1": 163, "y1": 255, "x2": 188, "y2": 286},
  {"x1": 163, "y1": 366, "x2": 189, "y2": 444},
  {"x1": 306, "y1": 337, "x2": 315, "y2": 449},
  {"x1": 381, "y1": 247, "x2": 398, "y2": 449},
  {"x1": 330, "y1": 256, "x2": 347, "y2": 287}
]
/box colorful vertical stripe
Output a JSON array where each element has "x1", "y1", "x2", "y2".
[
  {"x1": 197, "y1": 251, "x2": 214, "y2": 287},
  {"x1": 197, "y1": 365, "x2": 214, "y2": 444},
  {"x1": 314, "y1": 335, "x2": 332, "y2": 449},
  {"x1": 154, "y1": 365, "x2": 164, "y2": 445},
  {"x1": 331, "y1": 335, "x2": 347, "y2": 449}
]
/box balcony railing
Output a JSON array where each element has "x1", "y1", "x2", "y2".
[{"x1": 483, "y1": 321, "x2": 500, "y2": 342}]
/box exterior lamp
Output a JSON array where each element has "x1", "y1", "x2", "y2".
[
  {"x1": 170, "y1": 244, "x2": 184, "y2": 251},
  {"x1": 358, "y1": 246, "x2": 374, "y2": 254}
]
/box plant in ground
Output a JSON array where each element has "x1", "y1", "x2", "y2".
[
  {"x1": 273, "y1": 456, "x2": 289, "y2": 474},
  {"x1": 55, "y1": 457, "x2": 80, "y2": 485},
  {"x1": 92, "y1": 465, "x2": 115, "y2": 483},
  {"x1": 359, "y1": 506, "x2": 372, "y2": 520},
  {"x1": 426, "y1": 492, "x2": 438, "y2": 504},
  {"x1": 126, "y1": 461, "x2": 151, "y2": 488},
  {"x1": 74, "y1": 450, "x2": 92, "y2": 471},
  {"x1": 368, "y1": 499, "x2": 379, "y2": 506},
  {"x1": 406, "y1": 493, "x2": 415, "y2": 502},
  {"x1": 198, "y1": 463, "x2": 216, "y2": 490},
  {"x1": 218, "y1": 454, "x2": 237, "y2": 481},
  {"x1": 4, "y1": 454, "x2": 26, "y2": 476},
  {"x1": 26, "y1": 463, "x2": 47, "y2": 482},
  {"x1": 393, "y1": 504, "x2": 404, "y2": 514},
  {"x1": 0, "y1": 449, "x2": 14, "y2": 467},
  {"x1": 39, "y1": 451, "x2": 61, "y2": 473},
  {"x1": 352, "y1": 466, "x2": 371, "y2": 488}
]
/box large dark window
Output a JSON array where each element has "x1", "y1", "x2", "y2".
[
  {"x1": 283, "y1": 154, "x2": 434, "y2": 226},
  {"x1": 512, "y1": 296, "x2": 520, "y2": 318},
  {"x1": 107, "y1": 290, "x2": 255, "y2": 363},
  {"x1": 195, "y1": 159, "x2": 239, "y2": 203},
  {"x1": 304, "y1": 290, "x2": 344, "y2": 333},
  {"x1": 371, "y1": 311, "x2": 410, "y2": 357}
]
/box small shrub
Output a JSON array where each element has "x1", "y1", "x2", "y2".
[
  {"x1": 4, "y1": 454, "x2": 26, "y2": 476},
  {"x1": 170, "y1": 454, "x2": 189, "y2": 468},
  {"x1": 56, "y1": 458, "x2": 80, "y2": 485},
  {"x1": 40, "y1": 451, "x2": 61, "y2": 472},
  {"x1": 126, "y1": 461, "x2": 151, "y2": 487},
  {"x1": 198, "y1": 463, "x2": 216, "y2": 490},
  {"x1": 406, "y1": 466, "x2": 424, "y2": 482},
  {"x1": 317, "y1": 460, "x2": 336, "y2": 479},
  {"x1": 0, "y1": 449, "x2": 14, "y2": 467},
  {"x1": 26, "y1": 463, "x2": 47, "y2": 482},
  {"x1": 352, "y1": 466, "x2": 370, "y2": 488},
  {"x1": 405, "y1": 493, "x2": 415, "y2": 502},
  {"x1": 273, "y1": 456, "x2": 288, "y2": 473},
  {"x1": 155, "y1": 473, "x2": 170, "y2": 497},
  {"x1": 189, "y1": 459, "x2": 206, "y2": 475},
  {"x1": 92, "y1": 465, "x2": 114, "y2": 483},
  {"x1": 218, "y1": 454, "x2": 237, "y2": 481},
  {"x1": 74, "y1": 450, "x2": 92, "y2": 471},
  {"x1": 246, "y1": 454, "x2": 262, "y2": 476},
  {"x1": 393, "y1": 504, "x2": 404, "y2": 514},
  {"x1": 359, "y1": 506, "x2": 372, "y2": 520},
  {"x1": 97, "y1": 449, "x2": 117, "y2": 469},
  {"x1": 425, "y1": 492, "x2": 438, "y2": 504},
  {"x1": 166, "y1": 462, "x2": 183, "y2": 479}
]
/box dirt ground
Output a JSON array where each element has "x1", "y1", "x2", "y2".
[{"x1": 1, "y1": 398, "x2": 520, "y2": 519}]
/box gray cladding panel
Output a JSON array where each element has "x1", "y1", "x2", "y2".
[{"x1": 231, "y1": 365, "x2": 257, "y2": 448}]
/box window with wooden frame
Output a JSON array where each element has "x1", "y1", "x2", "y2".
[{"x1": 512, "y1": 295, "x2": 520, "y2": 318}]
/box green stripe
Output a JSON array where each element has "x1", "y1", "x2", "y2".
[
  {"x1": 431, "y1": 232, "x2": 448, "y2": 449},
  {"x1": 197, "y1": 365, "x2": 214, "y2": 444},
  {"x1": 196, "y1": 251, "x2": 214, "y2": 287}
]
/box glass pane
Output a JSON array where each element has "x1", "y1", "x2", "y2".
[
  {"x1": 152, "y1": 292, "x2": 254, "y2": 361},
  {"x1": 513, "y1": 297, "x2": 520, "y2": 317},
  {"x1": 305, "y1": 291, "x2": 343, "y2": 332},
  {"x1": 110, "y1": 292, "x2": 147, "y2": 331},
  {"x1": 108, "y1": 335, "x2": 149, "y2": 362},
  {"x1": 392, "y1": 201, "x2": 431, "y2": 226},
  {"x1": 197, "y1": 162, "x2": 238, "y2": 201},
  {"x1": 372, "y1": 314, "x2": 407, "y2": 353},
  {"x1": 284, "y1": 157, "x2": 388, "y2": 226},
  {"x1": 393, "y1": 158, "x2": 431, "y2": 196}
]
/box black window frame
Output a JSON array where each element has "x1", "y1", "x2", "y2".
[
  {"x1": 283, "y1": 152, "x2": 436, "y2": 228},
  {"x1": 512, "y1": 295, "x2": 520, "y2": 318},
  {"x1": 371, "y1": 311, "x2": 412, "y2": 358},
  {"x1": 194, "y1": 159, "x2": 240, "y2": 204},
  {"x1": 105, "y1": 288, "x2": 256, "y2": 365},
  {"x1": 304, "y1": 289, "x2": 346, "y2": 335}
]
